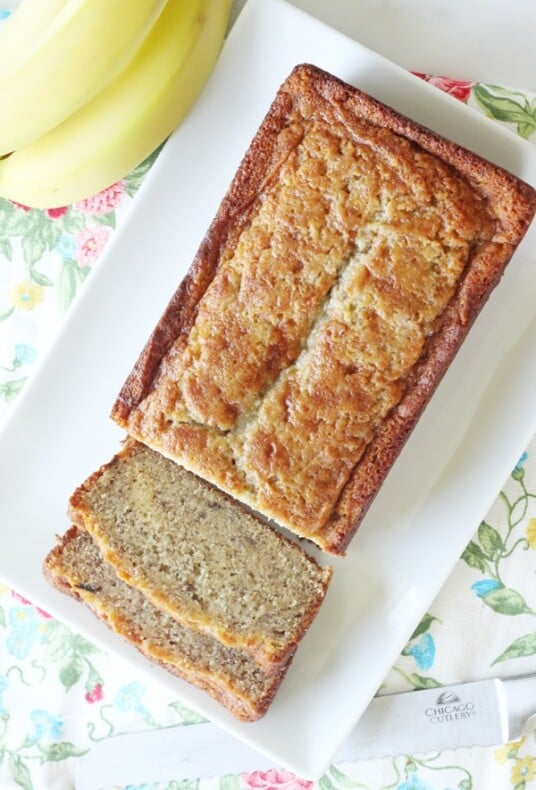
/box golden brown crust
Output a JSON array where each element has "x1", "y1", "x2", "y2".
[
  {"x1": 110, "y1": 87, "x2": 302, "y2": 424},
  {"x1": 44, "y1": 527, "x2": 291, "y2": 721},
  {"x1": 112, "y1": 64, "x2": 536, "y2": 555}
]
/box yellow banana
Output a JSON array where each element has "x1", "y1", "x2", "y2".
[
  {"x1": 0, "y1": 0, "x2": 69, "y2": 74},
  {"x1": 0, "y1": 0, "x2": 168, "y2": 155},
  {"x1": 0, "y1": 0, "x2": 231, "y2": 208}
]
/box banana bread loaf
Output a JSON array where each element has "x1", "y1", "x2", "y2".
[
  {"x1": 45, "y1": 527, "x2": 290, "y2": 720},
  {"x1": 112, "y1": 63, "x2": 536, "y2": 554},
  {"x1": 68, "y1": 440, "x2": 331, "y2": 673}
]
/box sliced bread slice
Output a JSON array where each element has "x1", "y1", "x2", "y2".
[
  {"x1": 44, "y1": 527, "x2": 291, "y2": 721},
  {"x1": 68, "y1": 440, "x2": 332, "y2": 672}
]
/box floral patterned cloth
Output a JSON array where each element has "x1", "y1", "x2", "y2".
[{"x1": 1, "y1": 5, "x2": 536, "y2": 788}]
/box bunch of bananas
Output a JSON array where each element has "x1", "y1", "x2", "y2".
[{"x1": 0, "y1": 0, "x2": 231, "y2": 208}]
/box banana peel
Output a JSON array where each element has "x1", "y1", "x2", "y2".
[{"x1": 0, "y1": 0, "x2": 231, "y2": 207}]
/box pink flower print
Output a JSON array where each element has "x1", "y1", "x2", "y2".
[
  {"x1": 426, "y1": 76, "x2": 473, "y2": 101},
  {"x1": 74, "y1": 224, "x2": 110, "y2": 266},
  {"x1": 75, "y1": 181, "x2": 125, "y2": 215},
  {"x1": 240, "y1": 769, "x2": 313, "y2": 790},
  {"x1": 10, "y1": 200, "x2": 31, "y2": 211},
  {"x1": 85, "y1": 683, "x2": 104, "y2": 704},
  {"x1": 413, "y1": 73, "x2": 473, "y2": 102},
  {"x1": 46, "y1": 206, "x2": 68, "y2": 219},
  {"x1": 11, "y1": 591, "x2": 51, "y2": 619}
]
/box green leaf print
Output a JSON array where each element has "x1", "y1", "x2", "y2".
[
  {"x1": 168, "y1": 700, "x2": 207, "y2": 724},
  {"x1": 0, "y1": 377, "x2": 27, "y2": 402},
  {"x1": 0, "y1": 306, "x2": 15, "y2": 322},
  {"x1": 318, "y1": 775, "x2": 338, "y2": 790},
  {"x1": 21, "y1": 234, "x2": 47, "y2": 269},
  {"x1": 518, "y1": 122, "x2": 536, "y2": 139},
  {"x1": 57, "y1": 259, "x2": 77, "y2": 313},
  {"x1": 28, "y1": 262, "x2": 53, "y2": 288},
  {"x1": 0, "y1": 198, "x2": 14, "y2": 226},
  {"x1": 93, "y1": 211, "x2": 116, "y2": 229},
  {"x1": 492, "y1": 632, "x2": 536, "y2": 665},
  {"x1": 43, "y1": 620, "x2": 102, "y2": 692},
  {"x1": 0, "y1": 606, "x2": 5, "y2": 628},
  {"x1": 42, "y1": 621, "x2": 72, "y2": 662},
  {"x1": 512, "y1": 465, "x2": 525, "y2": 482},
  {"x1": 328, "y1": 764, "x2": 368, "y2": 788},
  {"x1": 0, "y1": 203, "x2": 27, "y2": 236},
  {"x1": 8, "y1": 753, "x2": 33, "y2": 790},
  {"x1": 477, "y1": 522, "x2": 504, "y2": 558},
  {"x1": 11, "y1": 210, "x2": 62, "y2": 268},
  {"x1": 461, "y1": 541, "x2": 488, "y2": 573},
  {"x1": 84, "y1": 662, "x2": 103, "y2": 694},
  {"x1": 408, "y1": 673, "x2": 442, "y2": 690},
  {"x1": 72, "y1": 633, "x2": 100, "y2": 657},
  {"x1": 37, "y1": 213, "x2": 62, "y2": 251},
  {"x1": 474, "y1": 86, "x2": 531, "y2": 121},
  {"x1": 474, "y1": 85, "x2": 536, "y2": 139},
  {"x1": 0, "y1": 237, "x2": 12, "y2": 260},
  {"x1": 481, "y1": 587, "x2": 534, "y2": 616},
  {"x1": 38, "y1": 741, "x2": 87, "y2": 761},
  {"x1": 218, "y1": 776, "x2": 239, "y2": 790},
  {"x1": 62, "y1": 211, "x2": 87, "y2": 233},
  {"x1": 409, "y1": 613, "x2": 439, "y2": 641},
  {"x1": 124, "y1": 143, "x2": 164, "y2": 196},
  {"x1": 59, "y1": 654, "x2": 84, "y2": 691}
]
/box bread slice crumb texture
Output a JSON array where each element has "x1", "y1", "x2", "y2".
[
  {"x1": 44, "y1": 527, "x2": 289, "y2": 720},
  {"x1": 68, "y1": 441, "x2": 331, "y2": 671}
]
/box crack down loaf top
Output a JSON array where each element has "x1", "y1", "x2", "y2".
[{"x1": 112, "y1": 64, "x2": 536, "y2": 555}]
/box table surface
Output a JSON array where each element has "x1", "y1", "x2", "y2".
[{"x1": 1, "y1": 1, "x2": 536, "y2": 788}]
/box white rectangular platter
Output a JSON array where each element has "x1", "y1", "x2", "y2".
[{"x1": 0, "y1": 0, "x2": 535, "y2": 779}]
